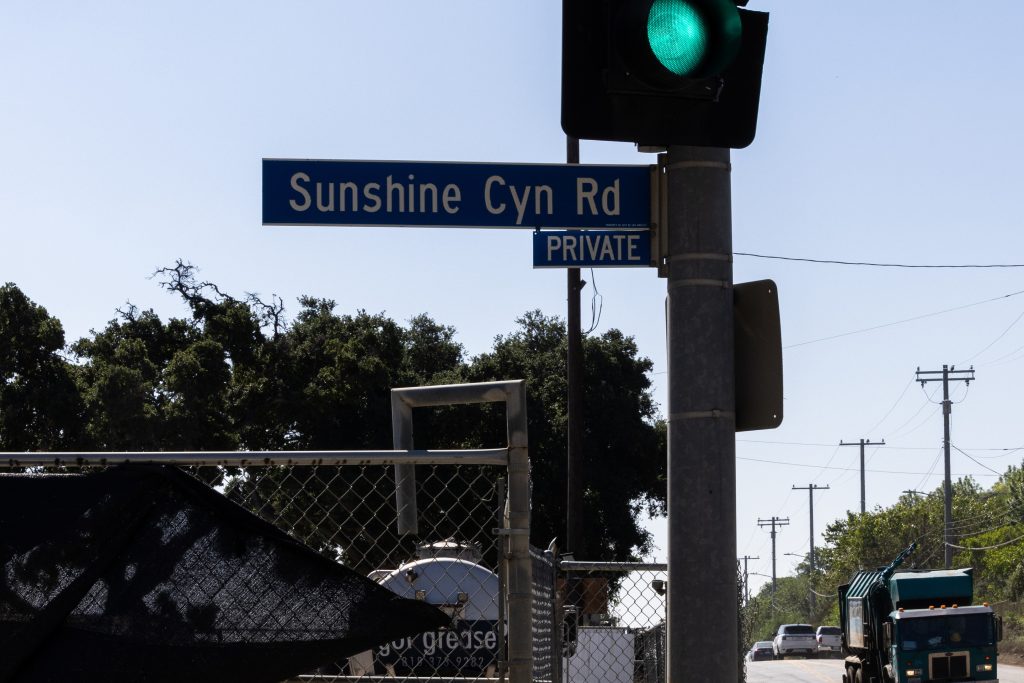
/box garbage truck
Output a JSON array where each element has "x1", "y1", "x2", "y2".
[{"x1": 838, "y1": 543, "x2": 1002, "y2": 683}]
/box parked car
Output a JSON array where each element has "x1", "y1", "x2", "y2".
[
  {"x1": 748, "y1": 640, "x2": 774, "y2": 662},
  {"x1": 815, "y1": 625, "x2": 842, "y2": 658},
  {"x1": 773, "y1": 623, "x2": 817, "y2": 659}
]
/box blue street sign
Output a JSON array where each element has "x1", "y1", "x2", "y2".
[
  {"x1": 533, "y1": 229, "x2": 651, "y2": 268},
  {"x1": 263, "y1": 159, "x2": 650, "y2": 229}
]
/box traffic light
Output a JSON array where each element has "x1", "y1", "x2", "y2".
[{"x1": 562, "y1": 0, "x2": 769, "y2": 148}]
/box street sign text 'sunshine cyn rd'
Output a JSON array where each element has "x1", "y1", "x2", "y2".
[{"x1": 262, "y1": 159, "x2": 651, "y2": 229}]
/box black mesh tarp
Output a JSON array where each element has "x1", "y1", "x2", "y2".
[{"x1": 0, "y1": 466, "x2": 449, "y2": 682}]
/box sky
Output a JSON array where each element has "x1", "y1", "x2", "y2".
[{"x1": 4, "y1": 1, "x2": 1024, "y2": 599}]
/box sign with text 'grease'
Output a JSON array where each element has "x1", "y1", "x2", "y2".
[{"x1": 262, "y1": 159, "x2": 650, "y2": 229}]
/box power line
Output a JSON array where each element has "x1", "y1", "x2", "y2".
[
  {"x1": 734, "y1": 252, "x2": 1024, "y2": 268},
  {"x1": 960, "y1": 308, "x2": 1024, "y2": 364},
  {"x1": 861, "y1": 378, "x2": 915, "y2": 436},
  {"x1": 738, "y1": 439, "x2": 1024, "y2": 454},
  {"x1": 736, "y1": 455, "x2": 1002, "y2": 478},
  {"x1": 951, "y1": 444, "x2": 1006, "y2": 477},
  {"x1": 784, "y1": 289, "x2": 1024, "y2": 349},
  {"x1": 947, "y1": 532, "x2": 1024, "y2": 550}
]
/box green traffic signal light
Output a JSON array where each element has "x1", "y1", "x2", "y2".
[
  {"x1": 647, "y1": 0, "x2": 708, "y2": 76},
  {"x1": 620, "y1": 0, "x2": 742, "y2": 84},
  {"x1": 561, "y1": 0, "x2": 769, "y2": 147}
]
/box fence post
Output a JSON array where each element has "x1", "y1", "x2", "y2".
[
  {"x1": 505, "y1": 381, "x2": 533, "y2": 683},
  {"x1": 391, "y1": 390, "x2": 419, "y2": 536}
]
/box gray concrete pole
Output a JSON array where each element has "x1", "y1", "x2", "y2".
[{"x1": 665, "y1": 145, "x2": 736, "y2": 683}]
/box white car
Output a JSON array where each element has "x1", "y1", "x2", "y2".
[
  {"x1": 816, "y1": 625, "x2": 842, "y2": 657},
  {"x1": 773, "y1": 623, "x2": 817, "y2": 659}
]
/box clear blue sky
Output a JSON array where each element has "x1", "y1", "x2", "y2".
[{"x1": 4, "y1": 1, "x2": 1024, "y2": 597}]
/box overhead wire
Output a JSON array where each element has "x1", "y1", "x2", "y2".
[
  {"x1": 947, "y1": 533, "x2": 1024, "y2": 550},
  {"x1": 720, "y1": 256, "x2": 1024, "y2": 577},
  {"x1": 734, "y1": 253, "x2": 1024, "y2": 269},
  {"x1": 811, "y1": 443, "x2": 843, "y2": 486},
  {"x1": 952, "y1": 444, "x2": 1006, "y2": 477},
  {"x1": 735, "y1": 455, "x2": 1000, "y2": 478},
  {"x1": 861, "y1": 378, "x2": 916, "y2": 436},
  {"x1": 959, "y1": 308, "x2": 1024, "y2": 365},
  {"x1": 884, "y1": 384, "x2": 942, "y2": 440},
  {"x1": 981, "y1": 339, "x2": 1024, "y2": 367},
  {"x1": 783, "y1": 288, "x2": 1024, "y2": 350},
  {"x1": 582, "y1": 267, "x2": 603, "y2": 335}
]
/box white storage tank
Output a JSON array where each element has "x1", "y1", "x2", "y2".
[{"x1": 349, "y1": 540, "x2": 502, "y2": 678}]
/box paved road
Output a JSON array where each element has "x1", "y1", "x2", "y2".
[{"x1": 747, "y1": 658, "x2": 1024, "y2": 683}]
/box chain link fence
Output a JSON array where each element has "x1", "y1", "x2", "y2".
[
  {"x1": 560, "y1": 562, "x2": 668, "y2": 683},
  {"x1": 226, "y1": 462, "x2": 510, "y2": 680},
  {"x1": 1, "y1": 378, "x2": 677, "y2": 683},
  {"x1": 1, "y1": 380, "x2": 556, "y2": 682},
  {"x1": 2, "y1": 460, "x2": 671, "y2": 683}
]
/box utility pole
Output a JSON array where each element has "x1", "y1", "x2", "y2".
[
  {"x1": 757, "y1": 516, "x2": 789, "y2": 604},
  {"x1": 839, "y1": 438, "x2": 885, "y2": 514},
  {"x1": 566, "y1": 136, "x2": 584, "y2": 557},
  {"x1": 666, "y1": 145, "x2": 736, "y2": 682},
  {"x1": 916, "y1": 365, "x2": 975, "y2": 569},
  {"x1": 738, "y1": 555, "x2": 759, "y2": 605},
  {"x1": 792, "y1": 484, "x2": 828, "y2": 615}
]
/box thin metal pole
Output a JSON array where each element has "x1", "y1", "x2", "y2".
[
  {"x1": 566, "y1": 135, "x2": 584, "y2": 557},
  {"x1": 666, "y1": 145, "x2": 736, "y2": 683}
]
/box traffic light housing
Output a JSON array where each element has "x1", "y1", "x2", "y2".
[{"x1": 562, "y1": 0, "x2": 769, "y2": 148}]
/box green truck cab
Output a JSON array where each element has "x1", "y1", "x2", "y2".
[{"x1": 838, "y1": 544, "x2": 1001, "y2": 683}]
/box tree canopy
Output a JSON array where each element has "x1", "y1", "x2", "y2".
[
  {"x1": 0, "y1": 266, "x2": 665, "y2": 565},
  {"x1": 743, "y1": 469, "x2": 1024, "y2": 645}
]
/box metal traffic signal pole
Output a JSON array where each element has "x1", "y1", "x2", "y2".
[{"x1": 666, "y1": 145, "x2": 736, "y2": 682}]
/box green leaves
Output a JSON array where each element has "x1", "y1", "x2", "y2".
[
  {"x1": 0, "y1": 283, "x2": 83, "y2": 450},
  {"x1": 1, "y1": 269, "x2": 665, "y2": 567}
]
